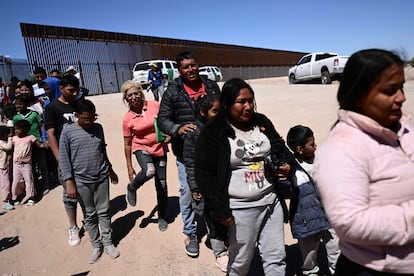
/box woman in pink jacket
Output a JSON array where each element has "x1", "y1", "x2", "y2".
[{"x1": 314, "y1": 49, "x2": 414, "y2": 275}]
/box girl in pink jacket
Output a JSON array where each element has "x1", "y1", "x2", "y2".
[{"x1": 314, "y1": 49, "x2": 414, "y2": 275}]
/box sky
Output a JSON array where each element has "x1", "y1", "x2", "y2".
[{"x1": 1, "y1": 0, "x2": 413, "y2": 61}]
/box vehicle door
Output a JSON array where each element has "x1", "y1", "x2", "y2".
[
  {"x1": 213, "y1": 67, "x2": 222, "y2": 81},
  {"x1": 207, "y1": 67, "x2": 217, "y2": 81},
  {"x1": 164, "y1": 61, "x2": 179, "y2": 81},
  {"x1": 202, "y1": 67, "x2": 214, "y2": 81},
  {"x1": 295, "y1": 55, "x2": 312, "y2": 79},
  {"x1": 312, "y1": 53, "x2": 335, "y2": 77}
]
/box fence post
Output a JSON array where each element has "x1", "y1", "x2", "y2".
[
  {"x1": 97, "y1": 61, "x2": 104, "y2": 94},
  {"x1": 57, "y1": 60, "x2": 62, "y2": 76},
  {"x1": 78, "y1": 60, "x2": 85, "y2": 88},
  {"x1": 128, "y1": 62, "x2": 132, "y2": 80},
  {"x1": 113, "y1": 62, "x2": 120, "y2": 92}
]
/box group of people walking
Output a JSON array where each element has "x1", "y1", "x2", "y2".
[
  {"x1": 119, "y1": 48, "x2": 414, "y2": 275},
  {"x1": 1, "y1": 68, "x2": 121, "y2": 263},
  {"x1": 1, "y1": 48, "x2": 414, "y2": 275},
  {"x1": 124, "y1": 49, "x2": 414, "y2": 275}
]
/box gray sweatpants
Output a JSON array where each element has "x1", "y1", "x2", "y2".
[
  {"x1": 228, "y1": 200, "x2": 286, "y2": 276},
  {"x1": 76, "y1": 178, "x2": 112, "y2": 249},
  {"x1": 299, "y1": 228, "x2": 340, "y2": 275}
]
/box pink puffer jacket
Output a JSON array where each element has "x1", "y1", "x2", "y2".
[{"x1": 314, "y1": 110, "x2": 414, "y2": 274}]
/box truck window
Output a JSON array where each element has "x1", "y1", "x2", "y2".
[
  {"x1": 315, "y1": 54, "x2": 336, "y2": 61},
  {"x1": 134, "y1": 63, "x2": 150, "y2": 71},
  {"x1": 298, "y1": 55, "x2": 312, "y2": 65}
]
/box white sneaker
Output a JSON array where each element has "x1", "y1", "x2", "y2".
[
  {"x1": 3, "y1": 202, "x2": 15, "y2": 210},
  {"x1": 215, "y1": 252, "x2": 229, "y2": 273},
  {"x1": 68, "y1": 226, "x2": 81, "y2": 246}
]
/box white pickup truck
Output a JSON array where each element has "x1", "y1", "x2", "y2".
[{"x1": 288, "y1": 52, "x2": 348, "y2": 84}]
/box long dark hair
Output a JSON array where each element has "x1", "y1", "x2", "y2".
[
  {"x1": 220, "y1": 78, "x2": 256, "y2": 112},
  {"x1": 337, "y1": 49, "x2": 404, "y2": 112},
  {"x1": 194, "y1": 94, "x2": 220, "y2": 123}
]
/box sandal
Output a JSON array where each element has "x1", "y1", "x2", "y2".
[{"x1": 25, "y1": 200, "x2": 35, "y2": 208}]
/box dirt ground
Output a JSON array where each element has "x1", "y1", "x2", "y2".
[{"x1": 1, "y1": 68, "x2": 413, "y2": 275}]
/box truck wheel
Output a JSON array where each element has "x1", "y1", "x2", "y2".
[
  {"x1": 321, "y1": 71, "x2": 331, "y2": 84},
  {"x1": 289, "y1": 74, "x2": 296, "y2": 84}
]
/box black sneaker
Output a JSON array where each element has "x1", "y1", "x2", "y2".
[
  {"x1": 158, "y1": 218, "x2": 168, "y2": 232},
  {"x1": 126, "y1": 184, "x2": 136, "y2": 206},
  {"x1": 184, "y1": 235, "x2": 199, "y2": 257}
]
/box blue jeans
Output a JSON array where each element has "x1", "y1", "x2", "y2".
[{"x1": 176, "y1": 160, "x2": 196, "y2": 236}]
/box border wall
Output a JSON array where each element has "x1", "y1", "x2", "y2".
[{"x1": 20, "y1": 23, "x2": 306, "y2": 95}]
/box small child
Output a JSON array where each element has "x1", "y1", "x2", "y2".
[
  {"x1": 183, "y1": 95, "x2": 229, "y2": 272},
  {"x1": 1, "y1": 103, "x2": 17, "y2": 130},
  {"x1": 12, "y1": 119, "x2": 44, "y2": 207},
  {"x1": 286, "y1": 125, "x2": 340, "y2": 276},
  {"x1": 0, "y1": 126, "x2": 14, "y2": 210},
  {"x1": 13, "y1": 94, "x2": 50, "y2": 196},
  {"x1": 59, "y1": 99, "x2": 120, "y2": 264}
]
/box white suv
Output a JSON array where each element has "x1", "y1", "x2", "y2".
[
  {"x1": 132, "y1": 59, "x2": 179, "y2": 88},
  {"x1": 199, "y1": 66, "x2": 223, "y2": 82}
]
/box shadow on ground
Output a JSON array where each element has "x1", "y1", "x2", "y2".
[
  {"x1": 110, "y1": 195, "x2": 181, "y2": 245},
  {"x1": 109, "y1": 195, "x2": 128, "y2": 217},
  {"x1": 0, "y1": 236, "x2": 20, "y2": 252},
  {"x1": 111, "y1": 210, "x2": 144, "y2": 246},
  {"x1": 70, "y1": 272, "x2": 90, "y2": 276}
]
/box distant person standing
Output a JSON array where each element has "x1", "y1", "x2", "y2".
[
  {"x1": 6, "y1": 76, "x2": 19, "y2": 104},
  {"x1": 33, "y1": 67, "x2": 47, "y2": 85},
  {"x1": 65, "y1": 66, "x2": 86, "y2": 98},
  {"x1": 33, "y1": 67, "x2": 61, "y2": 100},
  {"x1": 148, "y1": 63, "x2": 164, "y2": 101},
  {"x1": 158, "y1": 51, "x2": 220, "y2": 257},
  {"x1": 0, "y1": 77, "x2": 5, "y2": 106},
  {"x1": 39, "y1": 79, "x2": 57, "y2": 187},
  {"x1": 49, "y1": 69, "x2": 62, "y2": 79},
  {"x1": 65, "y1": 66, "x2": 81, "y2": 80}
]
